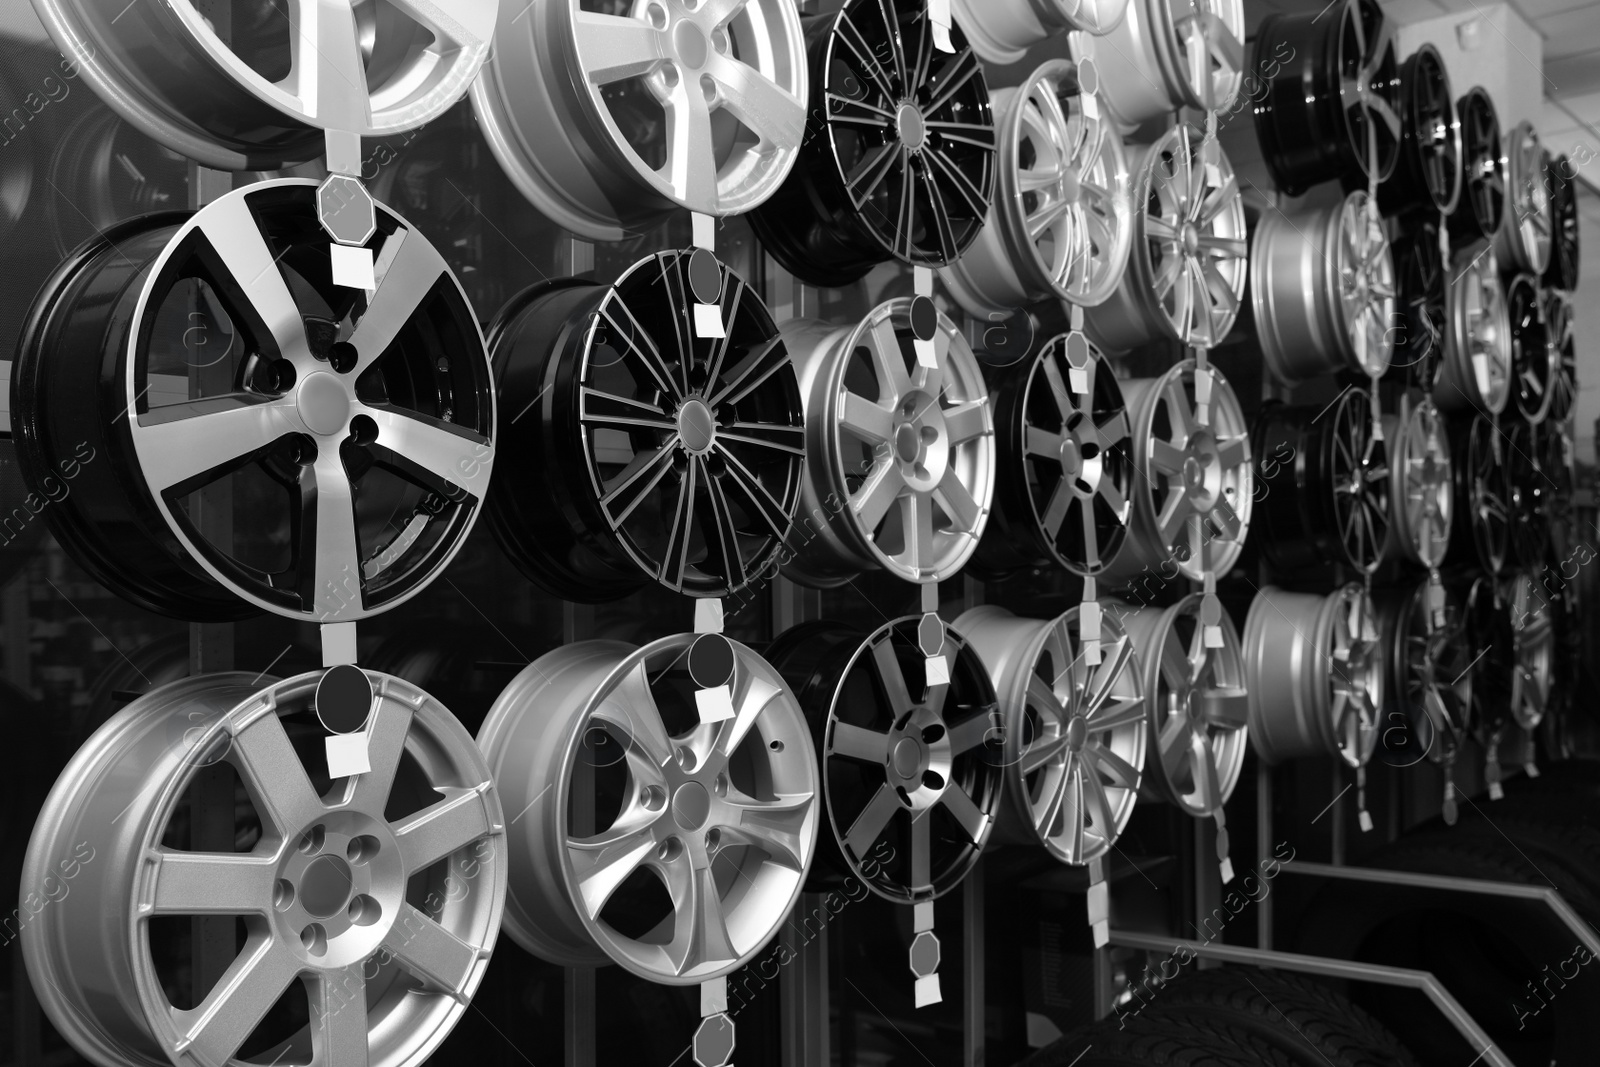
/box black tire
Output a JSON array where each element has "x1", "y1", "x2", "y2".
[{"x1": 1022, "y1": 1009, "x2": 1302, "y2": 1066}]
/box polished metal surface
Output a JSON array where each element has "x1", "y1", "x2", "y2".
[
  {"x1": 954, "y1": 0, "x2": 1131, "y2": 64},
  {"x1": 472, "y1": 0, "x2": 805, "y2": 239},
  {"x1": 1492, "y1": 122, "x2": 1553, "y2": 277},
  {"x1": 1505, "y1": 574, "x2": 1554, "y2": 732},
  {"x1": 1253, "y1": 190, "x2": 1395, "y2": 383},
  {"x1": 1116, "y1": 594, "x2": 1247, "y2": 819},
  {"x1": 1434, "y1": 241, "x2": 1512, "y2": 414},
  {"x1": 1073, "y1": 0, "x2": 1245, "y2": 129},
  {"x1": 1244, "y1": 584, "x2": 1382, "y2": 768},
  {"x1": 781, "y1": 300, "x2": 993, "y2": 586},
  {"x1": 23, "y1": 671, "x2": 505, "y2": 1067},
  {"x1": 1085, "y1": 123, "x2": 1247, "y2": 351},
  {"x1": 1384, "y1": 399, "x2": 1452, "y2": 569},
  {"x1": 941, "y1": 60, "x2": 1133, "y2": 315},
  {"x1": 955, "y1": 605, "x2": 1147, "y2": 865},
  {"x1": 1103, "y1": 360, "x2": 1252, "y2": 584},
  {"x1": 478, "y1": 635, "x2": 817, "y2": 982}
]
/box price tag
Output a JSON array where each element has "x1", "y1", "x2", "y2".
[
  {"x1": 925, "y1": 654, "x2": 951, "y2": 687},
  {"x1": 1066, "y1": 330, "x2": 1091, "y2": 394},
  {"x1": 330, "y1": 243, "x2": 375, "y2": 290},
  {"x1": 318, "y1": 664, "x2": 375, "y2": 779},
  {"x1": 688, "y1": 247, "x2": 724, "y2": 339},
  {"x1": 1081, "y1": 596, "x2": 1102, "y2": 666},
  {"x1": 929, "y1": 0, "x2": 954, "y2": 52},
  {"x1": 1194, "y1": 365, "x2": 1213, "y2": 427},
  {"x1": 911, "y1": 295, "x2": 940, "y2": 369},
  {"x1": 690, "y1": 632, "x2": 737, "y2": 723},
  {"x1": 1358, "y1": 809, "x2": 1374, "y2": 833},
  {"x1": 694, "y1": 303, "x2": 725, "y2": 339},
  {"x1": 695, "y1": 685, "x2": 736, "y2": 723}
]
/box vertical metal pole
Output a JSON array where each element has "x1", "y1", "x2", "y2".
[
  {"x1": 779, "y1": 894, "x2": 830, "y2": 1067},
  {"x1": 1256, "y1": 761, "x2": 1273, "y2": 950},
  {"x1": 1330, "y1": 763, "x2": 1346, "y2": 866},
  {"x1": 564, "y1": 596, "x2": 596, "y2": 1067},
  {"x1": 963, "y1": 857, "x2": 985, "y2": 1067}
]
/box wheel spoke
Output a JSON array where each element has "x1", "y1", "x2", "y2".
[
  {"x1": 832, "y1": 722, "x2": 891, "y2": 763},
  {"x1": 1084, "y1": 635, "x2": 1134, "y2": 716},
  {"x1": 192, "y1": 184, "x2": 317, "y2": 369},
  {"x1": 939, "y1": 786, "x2": 989, "y2": 844},
  {"x1": 174, "y1": 938, "x2": 301, "y2": 1064},
  {"x1": 1150, "y1": 438, "x2": 1187, "y2": 476},
  {"x1": 600, "y1": 444, "x2": 679, "y2": 527},
  {"x1": 569, "y1": 816, "x2": 660, "y2": 919},
  {"x1": 362, "y1": 405, "x2": 490, "y2": 499},
  {"x1": 947, "y1": 708, "x2": 1001, "y2": 754},
  {"x1": 288, "y1": 0, "x2": 372, "y2": 131},
  {"x1": 708, "y1": 56, "x2": 806, "y2": 148},
  {"x1": 340, "y1": 698, "x2": 415, "y2": 812},
  {"x1": 708, "y1": 337, "x2": 790, "y2": 408},
  {"x1": 348, "y1": 228, "x2": 454, "y2": 380},
  {"x1": 870, "y1": 637, "x2": 914, "y2": 715},
  {"x1": 382, "y1": 903, "x2": 481, "y2": 999},
  {"x1": 308, "y1": 450, "x2": 363, "y2": 618},
  {"x1": 841, "y1": 392, "x2": 895, "y2": 445},
  {"x1": 1026, "y1": 426, "x2": 1065, "y2": 458},
  {"x1": 393, "y1": 786, "x2": 496, "y2": 873},
  {"x1": 944, "y1": 399, "x2": 988, "y2": 446},
  {"x1": 844, "y1": 782, "x2": 899, "y2": 858},
  {"x1": 309, "y1": 964, "x2": 370, "y2": 1067},
  {"x1": 1200, "y1": 686, "x2": 1249, "y2": 727},
  {"x1": 135, "y1": 396, "x2": 298, "y2": 494},
  {"x1": 934, "y1": 469, "x2": 981, "y2": 532},
  {"x1": 666, "y1": 87, "x2": 718, "y2": 206},
  {"x1": 148, "y1": 851, "x2": 277, "y2": 914},
  {"x1": 1191, "y1": 732, "x2": 1223, "y2": 811},
  {"x1": 575, "y1": 11, "x2": 664, "y2": 85},
  {"x1": 597, "y1": 661, "x2": 676, "y2": 772},
  {"x1": 715, "y1": 668, "x2": 784, "y2": 758},
  {"x1": 231, "y1": 712, "x2": 325, "y2": 836},
  {"x1": 579, "y1": 387, "x2": 675, "y2": 434},
  {"x1": 723, "y1": 790, "x2": 814, "y2": 871},
  {"x1": 1020, "y1": 734, "x2": 1070, "y2": 775}
]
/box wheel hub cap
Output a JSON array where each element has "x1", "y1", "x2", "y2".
[
  {"x1": 674, "y1": 20, "x2": 710, "y2": 69},
  {"x1": 297, "y1": 372, "x2": 351, "y2": 436},
  {"x1": 1064, "y1": 715, "x2": 1088, "y2": 752},
  {"x1": 891, "y1": 736, "x2": 926, "y2": 776},
  {"x1": 1181, "y1": 222, "x2": 1200, "y2": 255},
  {"x1": 1060, "y1": 437, "x2": 1083, "y2": 479},
  {"x1": 677, "y1": 398, "x2": 717, "y2": 454},
  {"x1": 300, "y1": 856, "x2": 355, "y2": 918},
  {"x1": 897, "y1": 103, "x2": 927, "y2": 151},
  {"x1": 894, "y1": 391, "x2": 949, "y2": 490},
  {"x1": 1182, "y1": 430, "x2": 1220, "y2": 508},
  {"x1": 672, "y1": 781, "x2": 712, "y2": 830}
]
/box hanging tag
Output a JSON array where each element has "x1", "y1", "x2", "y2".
[
  {"x1": 321, "y1": 622, "x2": 358, "y2": 667},
  {"x1": 929, "y1": 0, "x2": 954, "y2": 52},
  {"x1": 1086, "y1": 859, "x2": 1110, "y2": 948},
  {"x1": 696, "y1": 979, "x2": 736, "y2": 1067},
  {"x1": 1525, "y1": 758, "x2": 1541, "y2": 779},
  {"x1": 1486, "y1": 735, "x2": 1504, "y2": 800},
  {"x1": 919, "y1": 612, "x2": 949, "y2": 688},
  {"x1": 1427, "y1": 571, "x2": 1446, "y2": 629},
  {"x1": 1081, "y1": 598, "x2": 1102, "y2": 667},
  {"x1": 692, "y1": 212, "x2": 715, "y2": 252},
  {"x1": 911, "y1": 900, "x2": 941, "y2": 1006},
  {"x1": 1065, "y1": 327, "x2": 1091, "y2": 394},
  {"x1": 690, "y1": 632, "x2": 737, "y2": 723},
  {"x1": 1442, "y1": 775, "x2": 1459, "y2": 826},
  {"x1": 911, "y1": 294, "x2": 940, "y2": 369},
  {"x1": 687, "y1": 247, "x2": 725, "y2": 339},
  {"x1": 1194, "y1": 365, "x2": 1213, "y2": 427},
  {"x1": 330, "y1": 243, "x2": 375, "y2": 290},
  {"x1": 694, "y1": 597, "x2": 725, "y2": 634},
  {"x1": 1201, "y1": 577, "x2": 1224, "y2": 648},
  {"x1": 318, "y1": 664, "x2": 375, "y2": 779},
  {"x1": 1215, "y1": 813, "x2": 1234, "y2": 883},
  {"x1": 1356, "y1": 767, "x2": 1373, "y2": 832}
]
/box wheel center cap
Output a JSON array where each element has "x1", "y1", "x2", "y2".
[
  {"x1": 674, "y1": 20, "x2": 709, "y2": 69},
  {"x1": 1181, "y1": 222, "x2": 1200, "y2": 255},
  {"x1": 300, "y1": 855, "x2": 354, "y2": 919},
  {"x1": 672, "y1": 782, "x2": 711, "y2": 830},
  {"x1": 678, "y1": 398, "x2": 716, "y2": 454},
  {"x1": 897, "y1": 103, "x2": 927, "y2": 151},
  {"x1": 891, "y1": 736, "x2": 925, "y2": 777},
  {"x1": 1065, "y1": 716, "x2": 1088, "y2": 752},
  {"x1": 298, "y1": 372, "x2": 350, "y2": 437},
  {"x1": 1183, "y1": 455, "x2": 1206, "y2": 489},
  {"x1": 895, "y1": 423, "x2": 922, "y2": 464},
  {"x1": 1060, "y1": 437, "x2": 1082, "y2": 478}
]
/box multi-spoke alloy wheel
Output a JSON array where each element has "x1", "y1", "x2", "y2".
[
  {"x1": 1543, "y1": 288, "x2": 1576, "y2": 423},
  {"x1": 1252, "y1": 0, "x2": 1400, "y2": 196},
  {"x1": 1433, "y1": 241, "x2": 1511, "y2": 414},
  {"x1": 1383, "y1": 399, "x2": 1452, "y2": 570},
  {"x1": 12, "y1": 180, "x2": 494, "y2": 623},
  {"x1": 1253, "y1": 190, "x2": 1396, "y2": 383},
  {"x1": 471, "y1": 0, "x2": 806, "y2": 240},
  {"x1": 1103, "y1": 360, "x2": 1252, "y2": 585},
  {"x1": 479, "y1": 636, "x2": 816, "y2": 980},
  {"x1": 23, "y1": 671, "x2": 506, "y2": 1067},
  {"x1": 780, "y1": 300, "x2": 992, "y2": 587},
  {"x1": 1448, "y1": 88, "x2": 1507, "y2": 244},
  {"x1": 1253, "y1": 389, "x2": 1390, "y2": 575},
  {"x1": 1544, "y1": 154, "x2": 1580, "y2": 291},
  {"x1": 955, "y1": 605, "x2": 1147, "y2": 865},
  {"x1": 1378, "y1": 44, "x2": 1461, "y2": 216},
  {"x1": 1374, "y1": 576, "x2": 1472, "y2": 768},
  {"x1": 1073, "y1": 0, "x2": 1245, "y2": 129},
  {"x1": 974, "y1": 335, "x2": 1132, "y2": 579},
  {"x1": 1444, "y1": 413, "x2": 1508, "y2": 575},
  {"x1": 31, "y1": 0, "x2": 493, "y2": 170},
  {"x1": 1115, "y1": 594, "x2": 1247, "y2": 818},
  {"x1": 767, "y1": 617, "x2": 1000, "y2": 902},
  {"x1": 487, "y1": 249, "x2": 802, "y2": 601},
  {"x1": 1387, "y1": 217, "x2": 1447, "y2": 388},
  {"x1": 1460, "y1": 573, "x2": 1513, "y2": 742},
  {"x1": 1503, "y1": 574, "x2": 1553, "y2": 731},
  {"x1": 749, "y1": 0, "x2": 995, "y2": 286},
  {"x1": 1084, "y1": 123, "x2": 1248, "y2": 352},
  {"x1": 941, "y1": 59, "x2": 1133, "y2": 316},
  {"x1": 953, "y1": 0, "x2": 1130, "y2": 65},
  {"x1": 1507, "y1": 274, "x2": 1554, "y2": 424},
  {"x1": 1503, "y1": 420, "x2": 1550, "y2": 570},
  {"x1": 1244, "y1": 584, "x2": 1382, "y2": 768},
  {"x1": 1492, "y1": 122, "x2": 1553, "y2": 277}
]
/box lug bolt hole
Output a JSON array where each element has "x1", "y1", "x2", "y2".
[
  {"x1": 329, "y1": 341, "x2": 358, "y2": 374},
  {"x1": 642, "y1": 785, "x2": 667, "y2": 811},
  {"x1": 713, "y1": 772, "x2": 728, "y2": 797},
  {"x1": 298, "y1": 825, "x2": 326, "y2": 854},
  {"x1": 347, "y1": 895, "x2": 382, "y2": 927},
  {"x1": 273, "y1": 879, "x2": 295, "y2": 912},
  {"x1": 301, "y1": 923, "x2": 328, "y2": 956},
  {"x1": 676, "y1": 747, "x2": 698, "y2": 772},
  {"x1": 700, "y1": 74, "x2": 718, "y2": 105},
  {"x1": 921, "y1": 724, "x2": 945, "y2": 744},
  {"x1": 920, "y1": 425, "x2": 938, "y2": 443},
  {"x1": 347, "y1": 835, "x2": 380, "y2": 864},
  {"x1": 349, "y1": 414, "x2": 378, "y2": 446},
  {"x1": 706, "y1": 828, "x2": 722, "y2": 853},
  {"x1": 661, "y1": 63, "x2": 680, "y2": 89},
  {"x1": 658, "y1": 837, "x2": 684, "y2": 862},
  {"x1": 646, "y1": 2, "x2": 667, "y2": 28},
  {"x1": 922, "y1": 770, "x2": 946, "y2": 790}
]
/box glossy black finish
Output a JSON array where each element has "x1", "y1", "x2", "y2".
[
  {"x1": 1503, "y1": 419, "x2": 1550, "y2": 570},
  {"x1": 1388, "y1": 217, "x2": 1446, "y2": 390},
  {"x1": 1443, "y1": 413, "x2": 1508, "y2": 576},
  {"x1": 1460, "y1": 573, "x2": 1513, "y2": 741},
  {"x1": 1374, "y1": 576, "x2": 1472, "y2": 769},
  {"x1": 1507, "y1": 273, "x2": 1553, "y2": 424},
  {"x1": 1378, "y1": 45, "x2": 1460, "y2": 216},
  {"x1": 1544, "y1": 152, "x2": 1580, "y2": 291},
  {"x1": 1543, "y1": 288, "x2": 1577, "y2": 423},
  {"x1": 1446, "y1": 88, "x2": 1506, "y2": 244}
]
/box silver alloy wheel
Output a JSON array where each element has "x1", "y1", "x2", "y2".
[
  {"x1": 1434, "y1": 241, "x2": 1512, "y2": 414},
  {"x1": 954, "y1": 605, "x2": 1147, "y2": 866},
  {"x1": 30, "y1": 0, "x2": 494, "y2": 170},
  {"x1": 953, "y1": 0, "x2": 1131, "y2": 64},
  {"x1": 942, "y1": 60, "x2": 1133, "y2": 316},
  {"x1": 471, "y1": 0, "x2": 805, "y2": 240},
  {"x1": 478, "y1": 636, "x2": 816, "y2": 982},
  {"x1": 1505, "y1": 574, "x2": 1553, "y2": 731},
  {"x1": 780, "y1": 300, "x2": 994, "y2": 587},
  {"x1": 23, "y1": 671, "x2": 505, "y2": 1067},
  {"x1": 1084, "y1": 123, "x2": 1248, "y2": 352},
  {"x1": 1492, "y1": 122, "x2": 1553, "y2": 277},
  {"x1": 1103, "y1": 360, "x2": 1252, "y2": 585},
  {"x1": 1115, "y1": 594, "x2": 1247, "y2": 819},
  {"x1": 1253, "y1": 190, "x2": 1396, "y2": 383},
  {"x1": 1384, "y1": 399, "x2": 1452, "y2": 569},
  {"x1": 1072, "y1": 0, "x2": 1245, "y2": 130},
  {"x1": 1244, "y1": 585, "x2": 1382, "y2": 768}
]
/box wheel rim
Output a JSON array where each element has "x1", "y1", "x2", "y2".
[
  {"x1": 1505, "y1": 574, "x2": 1553, "y2": 731},
  {"x1": 1377, "y1": 576, "x2": 1472, "y2": 767},
  {"x1": 1445, "y1": 413, "x2": 1508, "y2": 575},
  {"x1": 1435, "y1": 241, "x2": 1511, "y2": 414},
  {"x1": 1462, "y1": 574, "x2": 1514, "y2": 742},
  {"x1": 955, "y1": 605, "x2": 1147, "y2": 865},
  {"x1": 47, "y1": 107, "x2": 198, "y2": 257},
  {"x1": 1254, "y1": 389, "x2": 1390, "y2": 574},
  {"x1": 781, "y1": 300, "x2": 993, "y2": 586},
  {"x1": 1108, "y1": 360, "x2": 1252, "y2": 583},
  {"x1": 953, "y1": 0, "x2": 1131, "y2": 65},
  {"x1": 1385, "y1": 399, "x2": 1452, "y2": 569},
  {"x1": 1449, "y1": 88, "x2": 1506, "y2": 244},
  {"x1": 0, "y1": 66, "x2": 34, "y2": 245},
  {"x1": 749, "y1": 0, "x2": 995, "y2": 285},
  {"x1": 1117, "y1": 594, "x2": 1247, "y2": 818},
  {"x1": 1388, "y1": 217, "x2": 1447, "y2": 389},
  {"x1": 1544, "y1": 154, "x2": 1580, "y2": 290},
  {"x1": 487, "y1": 250, "x2": 803, "y2": 601},
  {"x1": 1380, "y1": 44, "x2": 1461, "y2": 215},
  {"x1": 1503, "y1": 420, "x2": 1550, "y2": 569},
  {"x1": 478, "y1": 635, "x2": 818, "y2": 981},
  {"x1": 1542, "y1": 288, "x2": 1576, "y2": 423},
  {"x1": 1080, "y1": 0, "x2": 1244, "y2": 128},
  {"x1": 31, "y1": 0, "x2": 493, "y2": 170},
  {"x1": 11, "y1": 180, "x2": 494, "y2": 622},
  {"x1": 23, "y1": 671, "x2": 505, "y2": 1067},
  {"x1": 1085, "y1": 123, "x2": 1248, "y2": 351},
  {"x1": 471, "y1": 0, "x2": 806, "y2": 240},
  {"x1": 1494, "y1": 122, "x2": 1553, "y2": 276},
  {"x1": 1508, "y1": 274, "x2": 1554, "y2": 424},
  {"x1": 1245, "y1": 584, "x2": 1382, "y2": 768},
  {"x1": 941, "y1": 60, "x2": 1134, "y2": 314}
]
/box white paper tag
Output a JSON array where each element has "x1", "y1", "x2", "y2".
[
  {"x1": 929, "y1": 0, "x2": 954, "y2": 52},
  {"x1": 926, "y1": 654, "x2": 950, "y2": 687},
  {"x1": 694, "y1": 597, "x2": 725, "y2": 634},
  {"x1": 1489, "y1": 780, "x2": 1505, "y2": 801},
  {"x1": 325, "y1": 730, "x2": 372, "y2": 778},
  {"x1": 1219, "y1": 856, "x2": 1234, "y2": 884},
  {"x1": 694, "y1": 303, "x2": 725, "y2": 339},
  {"x1": 1525, "y1": 761, "x2": 1541, "y2": 778},
  {"x1": 1081, "y1": 599, "x2": 1102, "y2": 665},
  {"x1": 1358, "y1": 809, "x2": 1374, "y2": 833},
  {"x1": 692, "y1": 211, "x2": 715, "y2": 251},
  {"x1": 914, "y1": 337, "x2": 938, "y2": 368},
  {"x1": 914, "y1": 974, "x2": 943, "y2": 1007},
  {"x1": 330, "y1": 243, "x2": 375, "y2": 290},
  {"x1": 695, "y1": 683, "x2": 736, "y2": 723},
  {"x1": 1204, "y1": 625, "x2": 1223, "y2": 648}
]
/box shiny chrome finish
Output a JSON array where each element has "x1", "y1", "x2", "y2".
[
  {"x1": 472, "y1": 0, "x2": 805, "y2": 240},
  {"x1": 1543, "y1": 288, "x2": 1576, "y2": 423},
  {"x1": 1115, "y1": 594, "x2": 1247, "y2": 819},
  {"x1": 781, "y1": 300, "x2": 993, "y2": 587},
  {"x1": 1383, "y1": 399, "x2": 1452, "y2": 570},
  {"x1": 23, "y1": 671, "x2": 505, "y2": 1067},
  {"x1": 1104, "y1": 360, "x2": 1252, "y2": 585},
  {"x1": 954, "y1": 0, "x2": 1129, "y2": 64},
  {"x1": 955, "y1": 605, "x2": 1147, "y2": 866},
  {"x1": 30, "y1": 0, "x2": 493, "y2": 170},
  {"x1": 1375, "y1": 576, "x2": 1473, "y2": 768},
  {"x1": 1493, "y1": 122, "x2": 1553, "y2": 277},
  {"x1": 1072, "y1": 0, "x2": 1246, "y2": 129},
  {"x1": 1085, "y1": 124, "x2": 1248, "y2": 351},
  {"x1": 478, "y1": 635, "x2": 817, "y2": 981},
  {"x1": 1254, "y1": 190, "x2": 1395, "y2": 383},
  {"x1": 1434, "y1": 241, "x2": 1511, "y2": 414},
  {"x1": 942, "y1": 60, "x2": 1133, "y2": 315},
  {"x1": 973, "y1": 335, "x2": 1133, "y2": 579},
  {"x1": 1507, "y1": 274, "x2": 1554, "y2": 424},
  {"x1": 1244, "y1": 584, "x2": 1382, "y2": 768},
  {"x1": 1505, "y1": 574, "x2": 1553, "y2": 731}
]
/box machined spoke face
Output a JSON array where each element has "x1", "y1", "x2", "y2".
[
  {"x1": 1543, "y1": 290, "x2": 1577, "y2": 421},
  {"x1": 1439, "y1": 243, "x2": 1512, "y2": 414},
  {"x1": 1335, "y1": 193, "x2": 1397, "y2": 376},
  {"x1": 1390, "y1": 45, "x2": 1461, "y2": 214},
  {"x1": 1390, "y1": 400, "x2": 1453, "y2": 568},
  {"x1": 1500, "y1": 124, "x2": 1553, "y2": 275}
]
